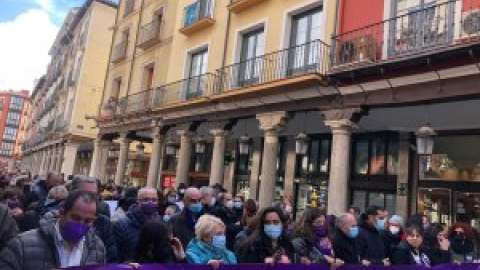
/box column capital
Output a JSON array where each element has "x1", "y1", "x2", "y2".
[
  {"x1": 256, "y1": 111, "x2": 288, "y2": 133},
  {"x1": 324, "y1": 119, "x2": 356, "y2": 135},
  {"x1": 322, "y1": 108, "x2": 365, "y2": 122},
  {"x1": 177, "y1": 129, "x2": 194, "y2": 138},
  {"x1": 210, "y1": 129, "x2": 229, "y2": 137},
  {"x1": 118, "y1": 133, "x2": 132, "y2": 144}
]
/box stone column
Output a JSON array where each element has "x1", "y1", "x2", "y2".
[
  {"x1": 61, "y1": 141, "x2": 80, "y2": 177},
  {"x1": 44, "y1": 148, "x2": 52, "y2": 173},
  {"x1": 97, "y1": 141, "x2": 110, "y2": 181},
  {"x1": 249, "y1": 138, "x2": 262, "y2": 200},
  {"x1": 396, "y1": 133, "x2": 410, "y2": 217},
  {"x1": 283, "y1": 138, "x2": 297, "y2": 198},
  {"x1": 89, "y1": 137, "x2": 104, "y2": 178},
  {"x1": 209, "y1": 129, "x2": 228, "y2": 186},
  {"x1": 256, "y1": 112, "x2": 287, "y2": 209},
  {"x1": 324, "y1": 108, "x2": 362, "y2": 216},
  {"x1": 147, "y1": 126, "x2": 164, "y2": 188},
  {"x1": 175, "y1": 129, "x2": 193, "y2": 187},
  {"x1": 114, "y1": 133, "x2": 131, "y2": 186},
  {"x1": 55, "y1": 144, "x2": 64, "y2": 172},
  {"x1": 51, "y1": 145, "x2": 59, "y2": 172}
]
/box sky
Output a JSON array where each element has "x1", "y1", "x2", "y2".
[{"x1": 0, "y1": 0, "x2": 117, "y2": 92}]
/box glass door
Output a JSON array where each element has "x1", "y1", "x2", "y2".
[
  {"x1": 455, "y1": 192, "x2": 480, "y2": 231},
  {"x1": 418, "y1": 188, "x2": 452, "y2": 226},
  {"x1": 239, "y1": 28, "x2": 264, "y2": 87},
  {"x1": 187, "y1": 49, "x2": 208, "y2": 99},
  {"x1": 392, "y1": 0, "x2": 454, "y2": 55},
  {"x1": 289, "y1": 7, "x2": 324, "y2": 76}
]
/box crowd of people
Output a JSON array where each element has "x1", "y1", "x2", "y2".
[{"x1": 0, "y1": 170, "x2": 479, "y2": 269}]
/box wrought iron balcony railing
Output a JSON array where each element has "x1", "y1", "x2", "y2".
[
  {"x1": 331, "y1": 0, "x2": 480, "y2": 70},
  {"x1": 112, "y1": 41, "x2": 128, "y2": 63},
  {"x1": 116, "y1": 88, "x2": 155, "y2": 115},
  {"x1": 183, "y1": 0, "x2": 214, "y2": 27},
  {"x1": 138, "y1": 19, "x2": 163, "y2": 49},
  {"x1": 217, "y1": 39, "x2": 329, "y2": 93}
]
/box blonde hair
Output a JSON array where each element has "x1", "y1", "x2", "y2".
[{"x1": 195, "y1": 214, "x2": 225, "y2": 240}]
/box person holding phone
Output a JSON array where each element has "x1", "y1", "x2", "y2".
[
  {"x1": 423, "y1": 223, "x2": 452, "y2": 265},
  {"x1": 135, "y1": 220, "x2": 186, "y2": 263}
]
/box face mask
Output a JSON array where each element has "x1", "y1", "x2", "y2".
[
  {"x1": 264, "y1": 224, "x2": 283, "y2": 240},
  {"x1": 313, "y1": 225, "x2": 328, "y2": 238},
  {"x1": 179, "y1": 189, "x2": 185, "y2": 195},
  {"x1": 212, "y1": 234, "x2": 226, "y2": 249},
  {"x1": 209, "y1": 197, "x2": 216, "y2": 207},
  {"x1": 140, "y1": 202, "x2": 158, "y2": 216},
  {"x1": 233, "y1": 201, "x2": 243, "y2": 209},
  {"x1": 44, "y1": 198, "x2": 56, "y2": 206},
  {"x1": 60, "y1": 221, "x2": 90, "y2": 243},
  {"x1": 167, "y1": 196, "x2": 177, "y2": 204},
  {"x1": 389, "y1": 226, "x2": 400, "y2": 235},
  {"x1": 163, "y1": 215, "x2": 171, "y2": 222},
  {"x1": 348, "y1": 226, "x2": 359, "y2": 238},
  {"x1": 226, "y1": 200, "x2": 233, "y2": 209},
  {"x1": 376, "y1": 219, "x2": 386, "y2": 231},
  {"x1": 189, "y1": 203, "x2": 203, "y2": 214},
  {"x1": 7, "y1": 200, "x2": 20, "y2": 209}
]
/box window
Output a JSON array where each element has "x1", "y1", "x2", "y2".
[
  {"x1": 6, "y1": 112, "x2": 21, "y2": 126},
  {"x1": 351, "y1": 190, "x2": 396, "y2": 214},
  {"x1": 111, "y1": 77, "x2": 122, "y2": 99},
  {"x1": 10, "y1": 96, "x2": 23, "y2": 111},
  {"x1": 0, "y1": 142, "x2": 14, "y2": 156},
  {"x1": 239, "y1": 28, "x2": 264, "y2": 87},
  {"x1": 124, "y1": 0, "x2": 135, "y2": 17},
  {"x1": 190, "y1": 143, "x2": 212, "y2": 173},
  {"x1": 352, "y1": 133, "x2": 399, "y2": 179},
  {"x1": 289, "y1": 7, "x2": 324, "y2": 75},
  {"x1": 186, "y1": 49, "x2": 208, "y2": 99},
  {"x1": 184, "y1": 0, "x2": 214, "y2": 27},
  {"x1": 2, "y1": 127, "x2": 17, "y2": 141},
  {"x1": 143, "y1": 65, "x2": 155, "y2": 90},
  {"x1": 295, "y1": 137, "x2": 331, "y2": 178}
]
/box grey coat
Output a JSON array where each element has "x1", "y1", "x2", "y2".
[
  {"x1": 0, "y1": 218, "x2": 105, "y2": 270},
  {"x1": 0, "y1": 204, "x2": 18, "y2": 249}
]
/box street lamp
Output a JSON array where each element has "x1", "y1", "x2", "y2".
[
  {"x1": 165, "y1": 140, "x2": 177, "y2": 156},
  {"x1": 416, "y1": 124, "x2": 436, "y2": 155},
  {"x1": 195, "y1": 136, "x2": 206, "y2": 154},
  {"x1": 295, "y1": 132, "x2": 309, "y2": 155},
  {"x1": 136, "y1": 142, "x2": 145, "y2": 157},
  {"x1": 239, "y1": 135, "x2": 250, "y2": 155}
]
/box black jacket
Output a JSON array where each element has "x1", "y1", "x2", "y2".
[
  {"x1": 332, "y1": 227, "x2": 359, "y2": 264},
  {"x1": 170, "y1": 209, "x2": 200, "y2": 249},
  {"x1": 383, "y1": 230, "x2": 404, "y2": 260},
  {"x1": 238, "y1": 236, "x2": 297, "y2": 263},
  {"x1": 0, "y1": 204, "x2": 18, "y2": 250},
  {"x1": 357, "y1": 221, "x2": 386, "y2": 264},
  {"x1": 391, "y1": 241, "x2": 431, "y2": 266}
]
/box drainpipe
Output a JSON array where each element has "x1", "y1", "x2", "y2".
[
  {"x1": 125, "y1": 0, "x2": 146, "y2": 97},
  {"x1": 97, "y1": 1, "x2": 121, "y2": 119},
  {"x1": 218, "y1": 0, "x2": 233, "y2": 93},
  {"x1": 330, "y1": 0, "x2": 341, "y2": 67}
]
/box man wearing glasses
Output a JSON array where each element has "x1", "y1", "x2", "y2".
[{"x1": 113, "y1": 187, "x2": 159, "y2": 262}]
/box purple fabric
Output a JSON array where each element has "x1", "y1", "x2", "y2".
[{"x1": 64, "y1": 263, "x2": 480, "y2": 270}]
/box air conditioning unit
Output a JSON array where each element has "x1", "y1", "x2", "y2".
[
  {"x1": 336, "y1": 35, "x2": 375, "y2": 66},
  {"x1": 461, "y1": 10, "x2": 480, "y2": 40}
]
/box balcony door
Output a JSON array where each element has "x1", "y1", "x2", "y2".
[
  {"x1": 391, "y1": 0, "x2": 454, "y2": 55},
  {"x1": 187, "y1": 49, "x2": 208, "y2": 99},
  {"x1": 239, "y1": 28, "x2": 264, "y2": 87},
  {"x1": 289, "y1": 7, "x2": 324, "y2": 76}
]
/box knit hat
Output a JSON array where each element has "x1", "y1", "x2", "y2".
[{"x1": 389, "y1": 215, "x2": 404, "y2": 226}]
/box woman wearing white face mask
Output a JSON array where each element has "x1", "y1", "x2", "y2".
[
  {"x1": 384, "y1": 215, "x2": 405, "y2": 261},
  {"x1": 238, "y1": 207, "x2": 297, "y2": 264}
]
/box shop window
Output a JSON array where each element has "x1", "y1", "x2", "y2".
[
  {"x1": 352, "y1": 133, "x2": 399, "y2": 179},
  {"x1": 351, "y1": 190, "x2": 396, "y2": 214},
  {"x1": 190, "y1": 143, "x2": 212, "y2": 173}
]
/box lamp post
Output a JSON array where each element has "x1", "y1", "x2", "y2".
[
  {"x1": 136, "y1": 142, "x2": 145, "y2": 157},
  {"x1": 239, "y1": 135, "x2": 250, "y2": 155},
  {"x1": 195, "y1": 136, "x2": 206, "y2": 154},
  {"x1": 295, "y1": 132, "x2": 309, "y2": 155},
  {"x1": 165, "y1": 140, "x2": 177, "y2": 156},
  {"x1": 416, "y1": 124, "x2": 436, "y2": 155}
]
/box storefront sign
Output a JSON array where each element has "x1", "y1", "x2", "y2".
[
  {"x1": 65, "y1": 263, "x2": 480, "y2": 270},
  {"x1": 163, "y1": 176, "x2": 176, "y2": 188}
]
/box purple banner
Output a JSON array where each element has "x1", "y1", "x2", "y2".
[{"x1": 65, "y1": 264, "x2": 480, "y2": 270}]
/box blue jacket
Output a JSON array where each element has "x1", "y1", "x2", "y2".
[
  {"x1": 113, "y1": 207, "x2": 159, "y2": 262},
  {"x1": 186, "y1": 238, "x2": 237, "y2": 264}
]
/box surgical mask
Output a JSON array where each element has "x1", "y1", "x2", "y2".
[
  {"x1": 163, "y1": 215, "x2": 171, "y2": 222},
  {"x1": 389, "y1": 226, "x2": 400, "y2": 235},
  {"x1": 7, "y1": 200, "x2": 20, "y2": 209},
  {"x1": 189, "y1": 203, "x2": 203, "y2": 214},
  {"x1": 313, "y1": 225, "x2": 328, "y2": 238},
  {"x1": 209, "y1": 197, "x2": 216, "y2": 207},
  {"x1": 376, "y1": 219, "x2": 386, "y2": 231},
  {"x1": 179, "y1": 189, "x2": 185, "y2": 195},
  {"x1": 348, "y1": 226, "x2": 359, "y2": 238},
  {"x1": 167, "y1": 196, "x2": 177, "y2": 204},
  {"x1": 233, "y1": 201, "x2": 243, "y2": 209},
  {"x1": 60, "y1": 221, "x2": 90, "y2": 243},
  {"x1": 212, "y1": 234, "x2": 226, "y2": 249},
  {"x1": 44, "y1": 197, "x2": 56, "y2": 206},
  {"x1": 140, "y1": 202, "x2": 158, "y2": 216},
  {"x1": 264, "y1": 224, "x2": 283, "y2": 240}
]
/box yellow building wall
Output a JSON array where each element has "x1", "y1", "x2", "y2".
[{"x1": 70, "y1": 2, "x2": 116, "y2": 138}]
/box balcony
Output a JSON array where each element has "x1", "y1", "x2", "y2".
[
  {"x1": 111, "y1": 41, "x2": 128, "y2": 64},
  {"x1": 116, "y1": 88, "x2": 155, "y2": 115},
  {"x1": 179, "y1": 0, "x2": 215, "y2": 36},
  {"x1": 217, "y1": 39, "x2": 329, "y2": 94},
  {"x1": 152, "y1": 73, "x2": 217, "y2": 108},
  {"x1": 228, "y1": 0, "x2": 269, "y2": 14},
  {"x1": 331, "y1": 0, "x2": 480, "y2": 72},
  {"x1": 138, "y1": 19, "x2": 163, "y2": 50}
]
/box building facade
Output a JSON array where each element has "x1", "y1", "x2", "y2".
[
  {"x1": 0, "y1": 90, "x2": 30, "y2": 171},
  {"x1": 22, "y1": 0, "x2": 117, "y2": 178}
]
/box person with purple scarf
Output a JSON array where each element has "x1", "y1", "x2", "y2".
[{"x1": 292, "y1": 208, "x2": 344, "y2": 268}]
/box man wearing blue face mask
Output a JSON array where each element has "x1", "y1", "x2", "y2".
[
  {"x1": 333, "y1": 213, "x2": 362, "y2": 265},
  {"x1": 357, "y1": 205, "x2": 390, "y2": 266},
  {"x1": 171, "y1": 187, "x2": 204, "y2": 249},
  {"x1": 0, "y1": 191, "x2": 105, "y2": 270}
]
